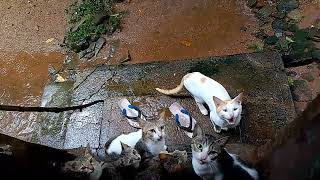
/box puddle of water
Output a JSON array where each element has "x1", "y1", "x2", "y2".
[
  {"x1": 0, "y1": 51, "x2": 65, "y2": 139},
  {"x1": 0, "y1": 51, "x2": 65, "y2": 103}
]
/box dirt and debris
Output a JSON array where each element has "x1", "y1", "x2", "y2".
[{"x1": 249, "y1": 0, "x2": 320, "y2": 67}]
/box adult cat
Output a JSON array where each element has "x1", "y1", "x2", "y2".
[
  {"x1": 191, "y1": 124, "x2": 258, "y2": 180},
  {"x1": 156, "y1": 72, "x2": 243, "y2": 133}
]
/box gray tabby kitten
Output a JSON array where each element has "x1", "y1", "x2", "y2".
[
  {"x1": 62, "y1": 144, "x2": 103, "y2": 180},
  {"x1": 62, "y1": 143, "x2": 141, "y2": 180},
  {"x1": 191, "y1": 124, "x2": 258, "y2": 180},
  {"x1": 135, "y1": 112, "x2": 167, "y2": 159},
  {"x1": 102, "y1": 142, "x2": 142, "y2": 180}
]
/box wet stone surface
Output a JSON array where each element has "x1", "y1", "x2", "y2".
[
  {"x1": 60, "y1": 51, "x2": 296, "y2": 149},
  {"x1": 32, "y1": 81, "x2": 74, "y2": 148}
]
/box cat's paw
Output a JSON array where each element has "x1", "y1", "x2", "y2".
[
  {"x1": 214, "y1": 125, "x2": 221, "y2": 133},
  {"x1": 199, "y1": 109, "x2": 208, "y2": 115},
  {"x1": 221, "y1": 127, "x2": 228, "y2": 131}
]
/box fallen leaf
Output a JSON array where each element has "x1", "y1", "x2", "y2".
[
  {"x1": 180, "y1": 40, "x2": 192, "y2": 47},
  {"x1": 285, "y1": 36, "x2": 295, "y2": 43},
  {"x1": 46, "y1": 38, "x2": 55, "y2": 43},
  {"x1": 55, "y1": 74, "x2": 66, "y2": 83}
]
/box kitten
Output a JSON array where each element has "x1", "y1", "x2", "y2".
[
  {"x1": 135, "y1": 150, "x2": 193, "y2": 180},
  {"x1": 62, "y1": 143, "x2": 141, "y2": 180},
  {"x1": 135, "y1": 112, "x2": 167, "y2": 159},
  {"x1": 191, "y1": 124, "x2": 258, "y2": 180},
  {"x1": 106, "y1": 129, "x2": 143, "y2": 155},
  {"x1": 106, "y1": 112, "x2": 167, "y2": 158},
  {"x1": 156, "y1": 72, "x2": 243, "y2": 133},
  {"x1": 102, "y1": 142, "x2": 141, "y2": 180},
  {"x1": 62, "y1": 144, "x2": 103, "y2": 180}
]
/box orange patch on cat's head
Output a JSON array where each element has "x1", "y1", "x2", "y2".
[
  {"x1": 200, "y1": 77, "x2": 207, "y2": 83},
  {"x1": 213, "y1": 96, "x2": 228, "y2": 112}
]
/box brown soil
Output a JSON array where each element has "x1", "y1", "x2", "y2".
[{"x1": 104, "y1": 0, "x2": 258, "y2": 63}]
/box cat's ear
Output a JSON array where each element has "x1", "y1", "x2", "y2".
[
  {"x1": 213, "y1": 96, "x2": 225, "y2": 108},
  {"x1": 159, "y1": 111, "x2": 166, "y2": 121},
  {"x1": 193, "y1": 123, "x2": 203, "y2": 138},
  {"x1": 233, "y1": 92, "x2": 244, "y2": 104},
  {"x1": 215, "y1": 136, "x2": 229, "y2": 147},
  {"x1": 159, "y1": 151, "x2": 171, "y2": 161},
  {"x1": 158, "y1": 111, "x2": 167, "y2": 126},
  {"x1": 139, "y1": 119, "x2": 147, "y2": 128},
  {"x1": 84, "y1": 143, "x2": 91, "y2": 156},
  {"x1": 120, "y1": 142, "x2": 130, "y2": 151}
]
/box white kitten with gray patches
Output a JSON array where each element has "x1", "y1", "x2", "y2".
[
  {"x1": 156, "y1": 72, "x2": 243, "y2": 133},
  {"x1": 106, "y1": 112, "x2": 167, "y2": 157},
  {"x1": 191, "y1": 124, "x2": 259, "y2": 180},
  {"x1": 135, "y1": 112, "x2": 167, "y2": 158}
]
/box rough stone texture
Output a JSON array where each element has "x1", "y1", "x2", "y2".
[
  {"x1": 287, "y1": 63, "x2": 320, "y2": 114},
  {"x1": 62, "y1": 51, "x2": 296, "y2": 150},
  {"x1": 32, "y1": 81, "x2": 74, "y2": 148},
  {"x1": 64, "y1": 67, "x2": 112, "y2": 149},
  {"x1": 290, "y1": 80, "x2": 313, "y2": 102}
]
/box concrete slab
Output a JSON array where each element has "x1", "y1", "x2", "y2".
[
  {"x1": 32, "y1": 82, "x2": 74, "y2": 148},
  {"x1": 64, "y1": 51, "x2": 296, "y2": 150},
  {"x1": 63, "y1": 68, "x2": 112, "y2": 149}
]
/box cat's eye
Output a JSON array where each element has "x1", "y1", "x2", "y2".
[
  {"x1": 233, "y1": 108, "x2": 238, "y2": 111},
  {"x1": 223, "y1": 109, "x2": 227, "y2": 112},
  {"x1": 150, "y1": 129, "x2": 156, "y2": 133},
  {"x1": 160, "y1": 126, "x2": 165, "y2": 130},
  {"x1": 209, "y1": 151, "x2": 217, "y2": 155},
  {"x1": 197, "y1": 144, "x2": 203, "y2": 150}
]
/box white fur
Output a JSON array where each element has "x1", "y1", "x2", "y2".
[
  {"x1": 192, "y1": 147, "x2": 221, "y2": 180},
  {"x1": 192, "y1": 153, "x2": 221, "y2": 180},
  {"x1": 183, "y1": 72, "x2": 242, "y2": 131},
  {"x1": 106, "y1": 129, "x2": 143, "y2": 155},
  {"x1": 229, "y1": 153, "x2": 259, "y2": 180},
  {"x1": 145, "y1": 138, "x2": 166, "y2": 155},
  {"x1": 145, "y1": 126, "x2": 167, "y2": 155}
]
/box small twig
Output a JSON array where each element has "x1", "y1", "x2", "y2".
[
  {"x1": 110, "y1": 13, "x2": 120, "y2": 17},
  {"x1": 0, "y1": 100, "x2": 104, "y2": 113},
  {"x1": 119, "y1": 50, "x2": 132, "y2": 64}
]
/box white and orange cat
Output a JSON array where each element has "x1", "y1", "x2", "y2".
[{"x1": 156, "y1": 72, "x2": 243, "y2": 133}]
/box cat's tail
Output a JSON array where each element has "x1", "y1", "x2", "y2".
[{"x1": 155, "y1": 74, "x2": 189, "y2": 95}]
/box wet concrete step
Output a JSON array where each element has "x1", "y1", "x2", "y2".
[{"x1": 62, "y1": 51, "x2": 296, "y2": 150}]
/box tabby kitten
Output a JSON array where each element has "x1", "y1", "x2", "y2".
[
  {"x1": 135, "y1": 112, "x2": 167, "y2": 159},
  {"x1": 62, "y1": 144, "x2": 103, "y2": 180},
  {"x1": 191, "y1": 124, "x2": 258, "y2": 180},
  {"x1": 106, "y1": 112, "x2": 167, "y2": 158},
  {"x1": 102, "y1": 142, "x2": 142, "y2": 180}
]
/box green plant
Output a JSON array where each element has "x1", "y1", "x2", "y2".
[{"x1": 64, "y1": 0, "x2": 123, "y2": 52}]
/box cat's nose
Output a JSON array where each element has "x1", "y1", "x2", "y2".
[{"x1": 158, "y1": 136, "x2": 163, "y2": 140}]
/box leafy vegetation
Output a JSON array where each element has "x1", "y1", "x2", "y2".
[
  {"x1": 64, "y1": 0, "x2": 124, "y2": 52},
  {"x1": 248, "y1": 0, "x2": 320, "y2": 66}
]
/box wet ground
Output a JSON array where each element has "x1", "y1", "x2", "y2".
[
  {"x1": 0, "y1": 0, "x2": 259, "y2": 140},
  {"x1": 106, "y1": 0, "x2": 258, "y2": 63},
  {"x1": 0, "y1": 0, "x2": 319, "y2": 144},
  {"x1": 29, "y1": 52, "x2": 296, "y2": 153}
]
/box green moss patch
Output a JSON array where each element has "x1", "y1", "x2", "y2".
[{"x1": 64, "y1": 0, "x2": 125, "y2": 52}]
